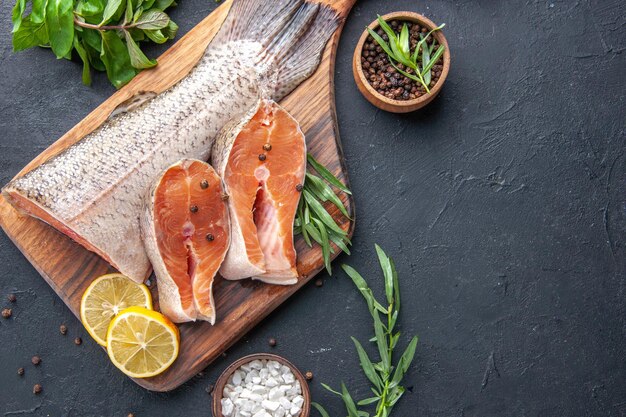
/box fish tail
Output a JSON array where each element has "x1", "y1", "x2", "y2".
[{"x1": 214, "y1": 0, "x2": 342, "y2": 100}]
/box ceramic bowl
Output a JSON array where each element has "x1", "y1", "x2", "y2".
[
  {"x1": 212, "y1": 353, "x2": 311, "y2": 417},
  {"x1": 353, "y1": 11, "x2": 451, "y2": 113}
]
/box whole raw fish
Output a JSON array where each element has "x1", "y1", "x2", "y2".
[{"x1": 2, "y1": 0, "x2": 339, "y2": 282}]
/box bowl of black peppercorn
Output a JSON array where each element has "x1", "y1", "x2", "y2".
[{"x1": 353, "y1": 11, "x2": 450, "y2": 113}]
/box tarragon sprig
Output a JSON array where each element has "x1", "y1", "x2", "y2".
[
  {"x1": 313, "y1": 245, "x2": 419, "y2": 417},
  {"x1": 294, "y1": 154, "x2": 352, "y2": 275},
  {"x1": 11, "y1": 0, "x2": 179, "y2": 88},
  {"x1": 367, "y1": 15, "x2": 445, "y2": 93}
]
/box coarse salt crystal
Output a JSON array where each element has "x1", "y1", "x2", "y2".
[
  {"x1": 222, "y1": 398, "x2": 234, "y2": 416},
  {"x1": 221, "y1": 359, "x2": 303, "y2": 417}
]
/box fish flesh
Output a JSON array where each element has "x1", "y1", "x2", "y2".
[
  {"x1": 212, "y1": 99, "x2": 305, "y2": 284},
  {"x1": 141, "y1": 160, "x2": 229, "y2": 323},
  {"x1": 2, "y1": 0, "x2": 340, "y2": 282}
]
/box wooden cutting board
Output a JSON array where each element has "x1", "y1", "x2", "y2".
[{"x1": 0, "y1": 0, "x2": 356, "y2": 392}]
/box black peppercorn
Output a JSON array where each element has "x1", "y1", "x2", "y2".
[
  {"x1": 190, "y1": 205, "x2": 198, "y2": 213},
  {"x1": 305, "y1": 371, "x2": 314, "y2": 381},
  {"x1": 31, "y1": 356, "x2": 41, "y2": 366},
  {"x1": 33, "y1": 384, "x2": 42, "y2": 395},
  {"x1": 295, "y1": 184, "x2": 303, "y2": 192},
  {"x1": 7, "y1": 294, "x2": 16, "y2": 303},
  {"x1": 60, "y1": 324, "x2": 67, "y2": 335},
  {"x1": 200, "y1": 179, "x2": 209, "y2": 189},
  {"x1": 206, "y1": 233, "x2": 214, "y2": 242},
  {"x1": 17, "y1": 367, "x2": 24, "y2": 376},
  {"x1": 2, "y1": 308, "x2": 11, "y2": 319},
  {"x1": 74, "y1": 337, "x2": 82, "y2": 346},
  {"x1": 315, "y1": 278, "x2": 323, "y2": 287},
  {"x1": 258, "y1": 154, "x2": 267, "y2": 161},
  {"x1": 221, "y1": 193, "x2": 229, "y2": 201},
  {"x1": 263, "y1": 143, "x2": 272, "y2": 151},
  {"x1": 268, "y1": 338, "x2": 277, "y2": 347}
]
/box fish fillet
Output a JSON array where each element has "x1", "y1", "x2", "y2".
[
  {"x1": 212, "y1": 99, "x2": 305, "y2": 284},
  {"x1": 141, "y1": 160, "x2": 229, "y2": 324},
  {"x1": 1, "y1": 0, "x2": 340, "y2": 282}
]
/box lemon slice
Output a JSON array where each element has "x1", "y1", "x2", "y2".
[
  {"x1": 80, "y1": 273, "x2": 152, "y2": 346},
  {"x1": 106, "y1": 306, "x2": 180, "y2": 378}
]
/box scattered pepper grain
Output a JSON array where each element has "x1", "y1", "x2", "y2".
[
  {"x1": 7, "y1": 294, "x2": 16, "y2": 303},
  {"x1": 31, "y1": 356, "x2": 41, "y2": 366},
  {"x1": 2, "y1": 308, "x2": 11, "y2": 319},
  {"x1": 60, "y1": 324, "x2": 67, "y2": 335},
  {"x1": 17, "y1": 367, "x2": 24, "y2": 376},
  {"x1": 33, "y1": 384, "x2": 42, "y2": 394},
  {"x1": 268, "y1": 338, "x2": 277, "y2": 347},
  {"x1": 74, "y1": 337, "x2": 82, "y2": 345},
  {"x1": 305, "y1": 371, "x2": 314, "y2": 381}
]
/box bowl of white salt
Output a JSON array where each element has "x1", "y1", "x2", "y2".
[{"x1": 212, "y1": 353, "x2": 311, "y2": 417}]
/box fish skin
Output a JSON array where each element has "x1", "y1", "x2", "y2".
[
  {"x1": 3, "y1": 42, "x2": 263, "y2": 282},
  {"x1": 141, "y1": 159, "x2": 229, "y2": 324},
  {"x1": 212, "y1": 99, "x2": 305, "y2": 284}
]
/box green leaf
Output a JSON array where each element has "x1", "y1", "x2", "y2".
[
  {"x1": 123, "y1": 30, "x2": 157, "y2": 69},
  {"x1": 153, "y1": 0, "x2": 175, "y2": 10},
  {"x1": 357, "y1": 396, "x2": 380, "y2": 406},
  {"x1": 305, "y1": 173, "x2": 350, "y2": 219},
  {"x1": 391, "y1": 257, "x2": 400, "y2": 313},
  {"x1": 144, "y1": 28, "x2": 167, "y2": 43},
  {"x1": 421, "y1": 35, "x2": 431, "y2": 85},
  {"x1": 11, "y1": 0, "x2": 26, "y2": 32},
  {"x1": 340, "y1": 383, "x2": 360, "y2": 417},
  {"x1": 351, "y1": 336, "x2": 383, "y2": 389},
  {"x1": 313, "y1": 218, "x2": 332, "y2": 274},
  {"x1": 45, "y1": 0, "x2": 75, "y2": 58},
  {"x1": 372, "y1": 309, "x2": 389, "y2": 371},
  {"x1": 367, "y1": 27, "x2": 393, "y2": 58},
  {"x1": 161, "y1": 19, "x2": 178, "y2": 39},
  {"x1": 321, "y1": 383, "x2": 342, "y2": 397},
  {"x1": 31, "y1": 0, "x2": 47, "y2": 24},
  {"x1": 101, "y1": 0, "x2": 124, "y2": 24},
  {"x1": 76, "y1": 0, "x2": 107, "y2": 17},
  {"x1": 100, "y1": 30, "x2": 137, "y2": 88},
  {"x1": 375, "y1": 244, "x2": 394, "y2": 305},
  {"x1": 329, "y1": 231, "x2": 351, "y2": 255},
  {"x1": 387, "y1": 386, "x2": 405, "y2": 407},
  {"x1": 377, "y1": 15, "x2": 397, "y2": 44},
  {"x1": 12, "y1": 17, "x2": 49, "y2": 51},
  {"x1": 399, "y1": 23, "x2": 410, "y2": 55},
  {"x1": 307, "y1": 154, "x2": 351, "y2": 194},
  {"x1": 421, "y1": 44, "x2": 445, "y2": 77},
  {"x1": 134, "y1": 9, "x2": 169, "y2": 29},
  {"x1": 124, "y1": 0, "x2": 134, "y2": 24},
  {"x1": 303, "y1": 190, "x2": 345, "y2": 235},
  {"x1": 73, "y1": 36, "x2": 92, "y2": 85},
  {"x1": 311, "y1": 402, "x2": 331, "y2": 417},
  {"x1": 391, "y1": 335, "x2": 418, "y2": 385}
]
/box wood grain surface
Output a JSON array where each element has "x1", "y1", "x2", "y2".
[{"x1": 0, "y1": 0, "x2": 356, "y2": 391}]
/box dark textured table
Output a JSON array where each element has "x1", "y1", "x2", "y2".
[{"x1": 1, "y1": 1, "x2": 625, "y2": 416}]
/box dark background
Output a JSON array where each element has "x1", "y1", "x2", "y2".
[{"x1": 1, "y1": 0, "x2": 625, "y2": 416}]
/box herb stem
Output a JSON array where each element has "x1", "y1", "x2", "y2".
[{"x1": 73, "y1": 16, "x2": 137, "y2": 31}]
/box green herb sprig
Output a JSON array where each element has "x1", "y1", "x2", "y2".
[
  {"x1": 367, "y1": 15, "x2": 445, "y2": 93},
  {"x1": 294, "y1": 154, "x2": 352, "y2": 275},
  {"x1": 313, "y1": 245, "x2": 419, "y2": 417},
  {"x1": 11, "y1": 0, "x2": 179, "y2": 88}
]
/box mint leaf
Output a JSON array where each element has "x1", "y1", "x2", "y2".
[
  {"x1": 100, "y1": 30, "x2": 136, "y2": 88},
  {"x1": 45, "y1": 0, "x2": 75, "y2": 58}
]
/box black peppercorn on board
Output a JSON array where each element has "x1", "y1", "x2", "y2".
[{"x1": 0, "y1": 0, "x2": 355, "y2": 392}]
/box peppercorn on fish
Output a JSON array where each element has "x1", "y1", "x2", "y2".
[{"x1": 2, "y1": 0, "x2": 340, "y2": 283}]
